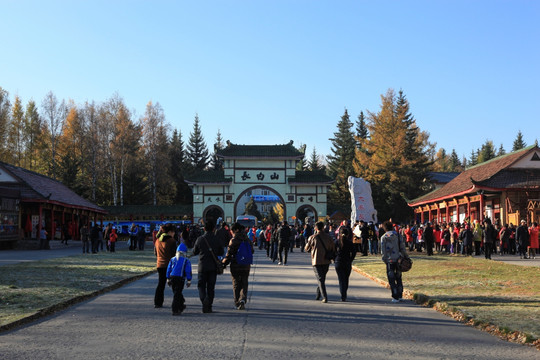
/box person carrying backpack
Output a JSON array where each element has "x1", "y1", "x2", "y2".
[{"x1": 222, "y1": 222, "x2": 254, "y2": 310}]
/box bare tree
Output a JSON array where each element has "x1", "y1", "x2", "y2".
[
  {"x1": 141, "y1": 101, "x2": 168, "y2": 205},
  {"x1": 41, "y1": 91, "x2": 66, "y2": 179}
]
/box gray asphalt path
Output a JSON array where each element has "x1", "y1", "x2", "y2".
[{"x1": 0, "y1": 250, "x2": 538, "y2": 360}]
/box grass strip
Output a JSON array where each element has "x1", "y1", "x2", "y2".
[
  {"x1": 0, "y1": 250, "x2": 156, "y2": 331},
  {"x1": 353, "y1": 254, "x2": 540, "y2": 349}
]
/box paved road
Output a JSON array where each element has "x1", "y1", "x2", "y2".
[{"x1": 0, "y1": 250, "x2": 537, "y2": 360}]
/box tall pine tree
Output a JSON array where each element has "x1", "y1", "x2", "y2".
[
  {"x1": 354, "y1": 89, "x2": 433, "y2": 222},
  {"x1": 327, "y1": 109, "x2": 356, "y2": 211},
  {"x1": 512, "y1": 130, "x2": 526, "y2": 152},
  {"x1": 186, "y1": 114, "x2": 210, "y2": 172},
  {"x1": 210, "y1": 129, "x2": 225, "y2": 170}
]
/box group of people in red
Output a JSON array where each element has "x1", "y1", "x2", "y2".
[{"x1": 400, "y1": 219, "x2": 539, "y2": 259}]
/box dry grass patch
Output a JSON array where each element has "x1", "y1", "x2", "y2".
[
  {"x1": 353, "y1": 254, "x2": 540, "y2": 346},
  {"x1": 0, "y1": 251, "x2": 156, "y2": 328}
]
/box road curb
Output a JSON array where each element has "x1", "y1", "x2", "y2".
[
  {"x1": 0, "y1": 270, "x2": 156, "y2": 334},
  {"x1": 352, "y1": 265, "x2": 539, "y2": 350}
]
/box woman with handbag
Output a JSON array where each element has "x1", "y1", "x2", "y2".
[
  {"x1": 305, "y1": 221, "x2": 336, "y2": 303},
  {"x1": 381, "y1": 221, "x2": 409, "y2": 303},
  {"x1": 192, "y1": 220, "x2": 224, "y2": 313}
]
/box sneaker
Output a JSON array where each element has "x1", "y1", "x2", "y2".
[
  {"x1": 391, "y1": 298, "x2": 400, "y2": 303},
  {"x1": 321, "y1": 298, "x2": 328, "y2": 303},
  {"x1": 278, "y1": 262, "x2": 282, "y2": 265},
  {"x1": 237, "y1": 301, "x2": 245, "y2": 310}
]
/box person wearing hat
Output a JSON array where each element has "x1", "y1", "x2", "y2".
[
  {"x1": 516, "y1": 220, "x2": 530, "y2": 259},
  {"x1": 166, "y1": 243, "x2": 192, "y2": 315}
]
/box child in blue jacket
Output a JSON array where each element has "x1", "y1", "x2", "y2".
[{"x1": 166, "y1": 243, "x2": 192, "y2": 315}]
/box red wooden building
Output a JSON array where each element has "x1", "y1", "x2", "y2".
[
  {"x1": 0, "y1": 161, "x2": 106, "y2": 247},
  {"x1": 408, "y1": 145, "x2": 540, "y2": 226}
]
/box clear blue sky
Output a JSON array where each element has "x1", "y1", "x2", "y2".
[{"x1": 2, "y1": 0, "x2": 539, "y2": 162}]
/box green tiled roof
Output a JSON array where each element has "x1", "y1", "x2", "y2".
[
  {"x1": 104, "y1": 204, "x2": 192, "y2": 216},
  {"x1": 217, "y1": 141, "x2": 304, "y2": 158},
  {"x1": 184, "y1": 170, "x2": 232, "y2": 184},
  {"x1": 288, "y1": 171, "x2": 334, "y2": 184}
]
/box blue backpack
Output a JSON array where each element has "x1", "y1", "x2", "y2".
[{"x1": 236, "y1": 240, "x2": 253, "y2": 265}]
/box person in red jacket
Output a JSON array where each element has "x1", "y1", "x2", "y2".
[{"x1": 109, "y1": 228, "x2": 118, "y2": 253}]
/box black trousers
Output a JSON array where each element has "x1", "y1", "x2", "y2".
[
  {"x1": 313, "y1": 264, "x2": 330, "y2": 300},
  {"x1": 198, "y1": 270, "x2": 217, "y2": 309},
  {"x1": 155, "y1": 267, "x2": 167, "y2": 307},
  {"x1": 170, "y1": 276, "x2": 186, "y2": 313},
  {"x1": 278, "y1": 243, "x2": 289, "y2": 264},
  {"x1": 230, "y1": 264, "x2": 250, "y2": 306},
  {"x1": 335, "y1": 262, "x2": 352, "y2": 300}
]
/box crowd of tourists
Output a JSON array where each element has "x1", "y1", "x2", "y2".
[
  {"x1": 395, "y1": 219, "x2": 539, "y2": 260},
  {"x1": 149, "y1": 215, "x2": 540, "y2": 315}
]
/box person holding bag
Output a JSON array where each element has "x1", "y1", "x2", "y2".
[
  {"x1": 305, "y1": 221, "x2": 336, "y2": 303},
  {"x1": 192, "y1": 220, "x2": 223, "y2": 313},
  {"x1": 381, "y1": 221, "x2": 409, "y2": 303}
]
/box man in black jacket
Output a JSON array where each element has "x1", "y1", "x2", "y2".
[
  {"x1": 278, "y1": 221, "x2": 291, "y2": 265},
  {"x1": 516, "y1": 220, "x2": 530, "y2": 259},
  {"x1": 192, "y1": 220, "x2": 223, "y2": 313},
  {"x1": 483, "y1": 219, "x2": 496, "y2": 260}
]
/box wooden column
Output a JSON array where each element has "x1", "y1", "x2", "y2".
[{"x1": 480, "y1": 194, "x2": 485, "y2": 222}]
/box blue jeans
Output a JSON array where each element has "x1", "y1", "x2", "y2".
[{"x1": 386, "y1": 262, "x2": 403, "y2": 300}]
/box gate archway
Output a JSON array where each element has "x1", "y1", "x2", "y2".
[
  {"x1": 234, "y1": 185, "x2": 286, "y2": 220},
  {"x1": 203, "y1": 205, "x2": 224, "y2": 225},
  {"x1": 296, "y1": 205, "x2": 317, "y2": 225}
]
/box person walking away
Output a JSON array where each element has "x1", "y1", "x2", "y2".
[
  {"x1": 222, "y1": 222, "x2": 254, "y2": 310},
  {"x1": 441, "y1": 224, "x2": 450, "y2": 254},
  {"x1": 270, "y1": 223, "x2": 279, "y2": 263},
  {"x1": 381, "y1": 221, "x2": 409, "y2": 302},
  {"x1": 192, "y1": 220, "x2": 223, "y2": 313},
  {"x1": 154, "y1": 224, "x2": 177, "y2": 308},
  {"x1": 434, "y1": 224, "x2": 441, "y2": 253},
  {"x1": 103, "y1": 224, "x2": 112, "y2": 252},
  {"x1": 482, "y1": 219, "x2": 495, "y2": 260},
  {"x1": 166, "y1": 243, "x2": 192, "y2": 316},
  {"x1": 90, "y1": 224, "x2": 99, "y2": 253},
  {"x1": 423, "y1": 222, "x2": 434, "y2": 256},
  {"x1": 473, "y1": 221, "x2": 483, "y2": 256},
  {"x1": 334, "y1": 227, "x2": 357, "y2": 301},
  {"x1": 528, "y1": 222, "x2": 539, "y2": 259},
  {"x1": 499, "y1": 224, "x2": 511, "y2": 255},
  {"x1": 278, "y1": 221, "x2": 291, "y2": 265},
  {"x1": 305, "y1": 221, "x2": 336, "y2": 303},
  {"x1": 81, "y1": 224, "x2": 90, "y2": 254},
  {"x1": 137, "y1": 225, "x2": 146, "y2": 250},
  {"x1": 109, "y1": 228, "x2": 118, "y2": 252},
  {"x1": 289, "y1": 225, "x2": 297, "y2": 253},
  {"x1": 516, "y1": 220, "x2": 530, "y2": 259},
  {"x1": 129, "y1": 223, "x2": 137, "y2": 250},
  {"x1": 460, "y1": 223, "x2": 473, "y2": 256}
]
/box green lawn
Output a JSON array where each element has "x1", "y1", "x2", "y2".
[
  {"x1": 0, "y1": 251, "x2": 156, "y2": 329},
  {"x1": 353, "y1": 254, "x2": 540, "y2": 345}
]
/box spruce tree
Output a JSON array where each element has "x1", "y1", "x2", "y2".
[
  {"x1": 308, "y1": 146, "x2": 322, "y2": 171},
  {"x1": 186, "y1": 114, "x2": 210, "y2": 172},
  {"x1": 512, "y1": 130, "x2": 526, "y2": 152},
  {"x1": 497, "y1": 144, "x2": 506, "y2": 157},
  {"x1": 449, "y1": 149, "x2": 462, "y2": 172},
  {"x1": 211, "y1": 129, "x2": 225, "y2": 170},
  {"x1": 477, "y1": 140, "x2": 496, "y2": 163},
  {"x1": 355, "y1": 111, "x2": 368, "y2": 147},
  {"x1": 327, "y1": 109, "x2": 356, "y2": 211},
  {"x1": 170, "y1": 129, "x2": 191, "y2": 204}
]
